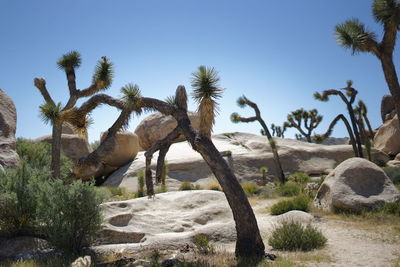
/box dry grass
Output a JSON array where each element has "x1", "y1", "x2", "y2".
[{"x1": 206, "y1": 178, "x2": 222, "y2": 191}]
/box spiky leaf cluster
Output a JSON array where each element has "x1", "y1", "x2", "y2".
[
  {"x1": 372, "y1": 0, "x2": 400, "y2": 25},
  {"x1": 39, "y1": 102, "x2": 62, "y2": 125},
  {"x1": 57, "y1": 51, "x2": 81, "y2": 69},
  {"x1": 92, "y1": 56, "x2": 114, "y2": 90},
  {"x1": 313, "y1": 92, "x2": 329, "y2": 101},
  {"x1": 121, "y1": 83, "x2": 142, "y2": 112},
  {"x1": 236, "y1": 96, "x2": 247, "y2": 108},
  {"x1": 165, "y1": 95, "x2": 176, "y2": 105},
  {"x1": 335, "y1": 19, "x2": 377, "y2": 54},
  {"x1": 230, "y1": 112, "x2": 241, "y2": 123},
  {"x1": 191, "y1": 66, "x2": 223, "y2": 102}
]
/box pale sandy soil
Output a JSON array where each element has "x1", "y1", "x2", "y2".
[{"x1": 249, "y1": 199, "x2": 400, "y2": 267}]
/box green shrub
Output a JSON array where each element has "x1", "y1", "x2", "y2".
[
  {"x1": 268, "y1": 221, "x2": 327, "y2": 251},
  {"x1": 0, "y1": 162, "x2": 47, "y2": 236},
  {"x1": 100, "y1": 186, "x2": 136, "y2": 201},
  {"x1": 270, "y1": 195, "x2": 311, "y2": 215},
  {"x1": 241, "y1": 182, "x2": 260, "y2": 195},
  {"x1": 381, "y1": 202, "x2": 400, "y2": 216},
  {"x1": 180, "y1": 181, "x2": 195, "y2": 190},
  {"x1": 276, "y1": 181, "x2": 302, "y2": 196},
  {"x1": 16, "y1": 138, "x2": 72, "y2": 178},
  {"x1": 383, "y1": 166, "x2": 400, "y2": 185},
  {"x1": 36, "y1": 179, "x2": 104, "y2": 255},
  {"x1": 193, "y1": 234, "x2": 215, "y2": 255},
  {"x1": 288, "y1": 172, "x2": 310, "y2": 184}
]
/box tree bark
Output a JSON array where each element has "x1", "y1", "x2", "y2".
[
  {"x1": 173, "y1": 111, "x2": 265, "y2": 258},
  {"x1": 346, "y1": 103, "x2": 364, "y2": 158},
  {"x1": 380, "y1": 54, "x2": 400, "y2": 128},
  {"x1": 50, "y1": 123, "x2": 62, "y2": 179}
]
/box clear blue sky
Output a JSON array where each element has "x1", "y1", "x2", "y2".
[{"x1": 1, "y1": 0, "x2": 398, "y2": 143}]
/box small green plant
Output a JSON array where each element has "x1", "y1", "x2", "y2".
[
  {"x1": 101, "y1": 186, "x2": 136, "y2": 201},
  {"x1": 383, "y1": 166, "x2": 400, "y2": 185},
  {"x1": 0, "y1": 162, "x2": 46, "y2": 236},
  {"x1": 16, "y1": 138, "x2": 72, "y2": 179},
  {"x1": 206, "y1": 177, "x2": 222, "y2": 191},
  {"x1": 381, "y1": 202, "x2": 400, "y2": 216},
  {"x1": 137, "y1": 171, "x2": 145, "y2": 197},
  {"x1": 180, "y1": 181, "x2": 195, "y2": 190},
  {"x1": 268, "y1": 221, "x2": 327, "y2": 251},
  {"x1": 193, "y1": 234, "x2": 215, "y2": 255},
  {"x1": 259, "y1": 167, "x2": 268, "y2": 182},
  {"x1": 270, "y1": 194, "x2": 311, "y2": 215},
  {"x1": 160, "y1": 161, "x2": 168, "y2": 193},
  {"x1": 241, "y1": 182, "x2": 260, "y2": 195},
  {"x1": 277, "y1": 181, "x2": 302, "y2": 196},
  {"x1": 35, "y1": 179, "x2": 104, "y2": 255},
  {"x1": 288, "y1": 172, "x2": 310, "y2": 184}
]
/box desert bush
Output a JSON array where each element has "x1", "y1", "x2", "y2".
[
  {"x1": 268, "y1": 221, "x2": 327, "y2": 251},
  {"x1": 100, "y1": 186, "x2": 136, "y2": 201},
  {"x1": 381, "y1": 202, "x2": 400, "y2": 216},
  {"x1": 276, "y1": 181, "x2": 302, "y2": 197},
  {"x1": 241, "y1": 182, "x2": 260, "y2": 195},
  {"x1": 180, "y1": 181, "x2": 195, "y2": 190},
  {"x1": 383, "y1": 166, "x2": 400, "y2": 185},
  {"x1": 206, "y1": 177, "x2": 221, "y2": 191},
  {"x1": 35, "y1": 179, "x2": 104, "y2": 255},
  {"x1": 0, "y1": 162, "x2": 47, "y2": 236},
  {"x1": 193, "y1": 234, "x2": 215, "y2": 255},
  {"x1": 288, "y1": 172, "x2": 310, "y2": 184},
  {"x1": 270, "y1": 194, "x2": 311, "y2": 215},
  {"x1": 16, "y1": 138, "x2": 72, "y2": 178}
]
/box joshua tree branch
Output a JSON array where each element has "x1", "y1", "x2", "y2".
[
  {"x1": 144, "y1": 127, "x2": 181, "y2": 195},
  {"x1": 34, "y1": 78, "x2": 55, "y2": 105},
  {"x1": 234, "y1": 116, "x2": 258, "y2": 123},
  {"x1": 77, "y1": 94, "x2": 125, "y2": 115}
]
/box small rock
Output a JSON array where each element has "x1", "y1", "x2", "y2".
[
  {"x1": 162, "y1": 258, "x2": 182, "y2": 267},
  {"x1": 70, "y1": 255, "x2": 91, "y2": 267}
]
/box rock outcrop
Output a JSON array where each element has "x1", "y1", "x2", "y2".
[
  {"x1": 314, "y1": 158, "x2": 400, "y2": 213},
  {"x1": 374, "y1": 115, "x2": 400, "y2": 156},
  {"x1": 98, "y1": 131, "x2": 139, "y2": 174},
  {"x1": 103, "y1": 132, "x2": 389, "y2": 191},
  {"x1": 134, "y1": 111, "x2": 200, "y2": 151},
  {"x1": 34, "y1": 134, "x2": 91, "y2": 161},
  {"x1": 96, "y1": 190, "x2": 235, "y2": 247},
  {"x1": 0, "y1": 89, "x2": 19, "y2": 168},
  {"x1": 381, "y1": 94, "x2": 396, "y2": 123}
]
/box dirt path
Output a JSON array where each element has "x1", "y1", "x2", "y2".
[{"x1": 251, "y1": 198, "x2": 400, "y2": 267}]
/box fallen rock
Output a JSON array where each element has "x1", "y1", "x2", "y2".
[
  {"x1": 374, "y1": 115, "x2": 400, "y2": 156},
  {"x1": 134, "y1": 111, "x2": 200, "y2": 151},
  {"x1": 34, "y1": 134, "x2": 91, "y2": 161},
  {"x1": 71, "y1": 256, "x2": 92, "y2": 267},
  {"x1": 99, "y1": 131, "x2": 139, "y2": 170},
  {"x1": 103, "y1": 132, "x2": 389, "y2": 191},
  {"x1": 314, "y1": 158, "x2": 400, "y2": 213},
  {"x1": 0, "y1": 89, "x2": 19, "y2": 168},
  {"x1": 273, "y1": 210, "x2": 314, "y2": 224}
]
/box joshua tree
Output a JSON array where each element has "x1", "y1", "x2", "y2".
[
  {"x1": 314, "y1": 80, "x2": 363, "y2": 158},
  {"x1": 354, "y1": 100, "x2": 374, "y2": 160},
  {"x1": 335, "y1": 0, "x2": 400, "y2": 126},
  {"x1": 269, "y1": 123, "x2": 286, "y2": 138},
  {"x1": 260, "y1": 166, "x2": 268, "y2": 183},
  {"x1": 231, "y1": 96, "x2": 286, "y2": 183},
  {"x1": 313, "y1": 114, "x2": 359, "y2": 157},
  {"x1": 283, "y1": 108, "x2": 323, "y2": 142},
  {"x1": 35, "y1": 51, "x2": 113, "y2": 179}
]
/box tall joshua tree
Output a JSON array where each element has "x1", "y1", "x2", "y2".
[
  {"x1": 35, "y1": 51, "x2": 113, "y2": 179},
  {"x1": 231, "y1": 96, "x2": 286, "y2": 183},
  {"x1": 283, "y1": 108, "x2": 323, "y2": 142},
  {"x1": 314, "y1": 80, "x2": 364, "y2": 158},
  {"x1": 72, "y1": 66, "x2": 265, "y2": 258},
  {"x1": 335, "y1": 0, "x2": 400, "y2": 126}
]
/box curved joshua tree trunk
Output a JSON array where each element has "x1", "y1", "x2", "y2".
[{"x1": 380, "y1": 54, "x2": 400, "y2": 125}]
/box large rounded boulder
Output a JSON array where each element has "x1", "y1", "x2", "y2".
[
  {"x1": 374, "y1": 115, "x2": 400, "y2": 156},
  {"x1": 0, "y1": 89, "x2": 20, "y2": 167},
  {"x1": 134, "y1": 111, "x2": 200, "y2": 151},
  {"x1": 99, "y1": 131, "x2": 139, "y2": 168},
  {"x1": 314, "y1": 157, "x2": 400, "y2": 213},
  {"x1": 34, "y1": 134, "x2": 91, "y2": 161}
]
